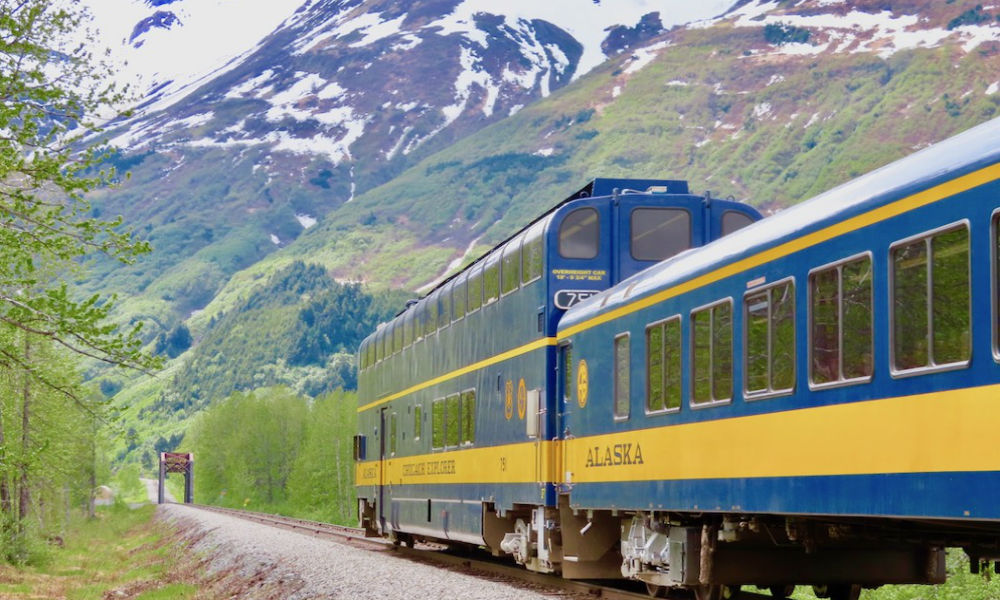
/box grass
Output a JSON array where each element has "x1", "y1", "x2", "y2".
[{"x1": 0, "y1": 504, "x2": 199, "y2": 600}]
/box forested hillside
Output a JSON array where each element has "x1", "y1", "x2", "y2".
[{"x1": 105, "y1": 261, "x2": 408, "y2": 467}]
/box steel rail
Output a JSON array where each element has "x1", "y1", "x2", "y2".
[{"x1": 179, "y1": 503, "x2": 773, "y2": 600}]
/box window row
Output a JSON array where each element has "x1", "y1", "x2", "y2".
[
  {"x1": 360, "y1": 224, "x2": 545, "y2": 370},
  {"x1": 614, "y1": 223, "x2": 971, "y2": 418},
  {"x1": 386, "y1": 390, "x2": 477, "y2": 456}
]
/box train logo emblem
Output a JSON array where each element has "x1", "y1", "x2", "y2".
[
  {"x1": 577, "y1": 359, "x2": 589, "y2": 408},
  {"x1": 517, "y1": 378, "x2": 527, "y2": 420},
  {"x1": 504, "y1": 379, "x2": 514, "y2": 420}
]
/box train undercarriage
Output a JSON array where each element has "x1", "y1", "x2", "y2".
[{"x1": 362, "y1": 495, "x2": 1000, "y2": 599}]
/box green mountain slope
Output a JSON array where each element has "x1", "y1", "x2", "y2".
[{"x1": 106, "y1": 0, "x2": 1000, "y2": 463}]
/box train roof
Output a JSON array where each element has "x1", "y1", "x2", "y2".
[
  {"x1": 385, "y1": 178, "x2": 697, "y2": 321},
  {"x1": 559, "y1": 116, "x2": 1000, "y2": 332}
]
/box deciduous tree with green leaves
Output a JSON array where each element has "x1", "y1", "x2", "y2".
[{"x1": 0, "y1": 0, "x2": 159, "y2": 560}]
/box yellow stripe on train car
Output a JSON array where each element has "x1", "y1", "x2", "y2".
[
  {"x1": 358, "y1": 383, "x2": 1000, "y2": 487},
  {"x1": 562, "y1": 383, "x2": 1000, "y2": 483},
  {"x1": 355, "y1": 440, "x2": 558, "y2": 486},
  {"x1": 357, "y1": 337, "x2": 558, "y2": 413}
]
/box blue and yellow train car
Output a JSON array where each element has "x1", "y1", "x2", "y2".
[
  {"x1": 555, "y1": 117, "x2": 1000, "y2": 598},
  {"x1": 354, "y1": 178, "x2": 760, "y2": 567}
]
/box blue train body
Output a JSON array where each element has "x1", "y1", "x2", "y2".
[{"x1": 355, "y1": 117, "x2": 1000, "y2": 599}]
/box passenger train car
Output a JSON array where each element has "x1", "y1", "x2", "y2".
[
  {"x1": 356, "y1": 116, "x2": 1000, "y2": 600},
  {"x1": 354, "y1": 180, "x2": 760, "y2": 552}
]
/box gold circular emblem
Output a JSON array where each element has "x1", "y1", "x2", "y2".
[
  {"x1": 504, "y1": 379, "x2": 514, "y2": 420},
  {"x1": 517, "y1": 378, "x2": 527, "y2": 420},
  {"x1": 577, "y1": 358, "x2": 589, "y2": 408}
]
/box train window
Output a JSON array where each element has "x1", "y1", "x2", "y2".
[
  {"x1": 994, "y1": 212, "x2": 1000, "y2": 359},
  {"x1": 501, "y1": 238, "x2": 521, "y2": 296},
  {"x1": 559, "y1": 207, "x2": 599, "y2": 259},
  {"x1": 461, "y1": 389, "x2": 476, "y2": 445},
  {"x1": 631, "y1": 208, "x2": 690, "y2": 261},
  {"x1": 439, "y1": 283, "x2": 453, "y2": 329},
  {"x1": 392, "y1": 321, "x2": 402, "y2": 355},
  {"x1": 445, "y1": 393, "x2": 460, "y2": 447},
  {"x1": 389, "y1": 412, "x2": 397, "y2": 456},
  {"x1": 414, "y1": 404, "x2": 422, "y2": 441},
  {"x1": 722, "y1": 211, "x2": 754, "y2": 236},
  {"x1": 468, "y1": 265, "x2": 483, "y2": 312},
  {"x1": 691, "y1": 299, "x2": 733, "y2": 405},
  {"x1": 484, "y1": 256, "x2": 500, "y2": 304},
  {"x1": 415, "y1": 303, "x2": 426, "y2": 342},
  {"x1": 646, "y1": 316, "x2": 681, "y2": 413},
  {"x1": 522, "y1": 223, "x2": 544, "y2": 285},
  {"x1": 809, "y1": 254, "x2": 873, "y2": 386},
  {"x1": 375, "y1": 328, "x2": 384, "y2": 363},
  {"x1": 425, "y1": 291, "x2": 439, "y2": 336},
  {"x1": 431, "y1": 398, "x2": 444, "y2": 449},
  {"x1": 453, "y1": 276, "x2": 467, "y2": 321},
  {"x1": 403, "y1": 310, "x2": 414, "y2": 348},
  {"x1": 891, "y1": 224, "x2": 970, "y2": 373},
  {"x1": 744, "y1": 280, "x2": 795, "y2": 398},
  {"x1": 614, "y1": 333, "x2": 630, "y2": 420}
]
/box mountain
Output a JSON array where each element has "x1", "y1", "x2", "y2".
[
  {"x1": 86, "y1": 0, "x2": 1000, "y2": 465},
  {"x1": 80, "y1": 0, "x2": 734, "y2": 335}
]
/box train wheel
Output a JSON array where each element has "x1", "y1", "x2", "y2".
[
  {"x1": 769, "y1": 584, "x2": 795, "y2": 598},
  {"x1": 645, "y1": 583, "x2": 668, "y2": 598}
]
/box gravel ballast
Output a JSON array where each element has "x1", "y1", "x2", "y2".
[{"x1": 157, "y1": 503, "x2": 565, "y2": 599}]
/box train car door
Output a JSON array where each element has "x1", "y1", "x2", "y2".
[
  {"x1": 614, "y1": 194, "x2": 705, "y2": 281},
  {"x1": 378, "y1": 406, "x2": 388, "y2": 534}
]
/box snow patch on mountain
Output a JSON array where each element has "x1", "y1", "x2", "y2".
[{"x1": 712, "y1": 1, "x2": 1000, "y2": 59}]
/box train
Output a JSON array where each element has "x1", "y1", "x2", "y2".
[{"x1": 355, "y1": 116, "x2": 1000, "y2": 600}]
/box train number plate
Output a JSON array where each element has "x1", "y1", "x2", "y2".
[{"x1": 554, "y1": 289, "x2": 598, "y2": 310}]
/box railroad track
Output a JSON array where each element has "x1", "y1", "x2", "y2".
[{"x1": 183, "y1": 503, "x2": 773, "y2": 600}]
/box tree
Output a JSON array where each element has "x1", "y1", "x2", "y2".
[
  {"x1": 0, "y1": 0, "x2": 157, "y2": 377},
  {"x1": 0, "y1": 0, "x2": 160, "y2": 559}
]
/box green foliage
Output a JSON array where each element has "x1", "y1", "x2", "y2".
[
  {"x1": 764, "y1": 22, "x2": 811, "y2": 46},
  {"x1": 186, "y1": 387, "x2": 356, "y2": 523},
  {"x1": 0, "y1": 0, "x2": 158, "y2": 376},
  {"x1": 948, "y1": 5, "x2": 993, "y2": 29}
]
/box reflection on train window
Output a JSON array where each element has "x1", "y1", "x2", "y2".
[
  {"x1": 559, "y1": 207, "x2": 599, "y2": 259},
  {"x1": 631, "y1": 208, "x2": 690, "y2": 261},
  {"x1": 484, "y1": 259, "x2": 500, "y2": 304},
  {"x1": 438, "y1": 284, "x2": 452, "y2": 330},
  {"x1": 745, "y1": 280, "x2": 795, "y2": 397},
  {"x1": 389, "y1": 412, "x2": 397, "y2": 456},
  {"x1": 810, "y1": 255, "x2": 873, "y2": 385},
  {"x1": 522, "y1": 226, "x2": 544, "y2": 284},
  {"x1": 425, "y1": 293, "x2": 439, "y2": 336},
  {"x1": 445, "y1": 393, "x2": 460, "y2": 447},
  {"x1": 461, "y1": 389, "x2": 476, "y2": 445},
  {"x1": 722, "y1": 211, "x2": 754, "y2": 236},
  {"x1": 431, "y1": 398, "x2": 444, "y2": 449},
  {"x1": 614, "y1": 333, "x2": 630, "y2": 420},
  {"x1": 691, "y1": 299, "x2": 733, "y2": 405},
  {"x1": 646, "y1": 316, "x2": 681, "y2": 413},
  {"x1": 415, "y1": 303, "x2": 426, "y2": 342},
  {"x1": 891, "y1": 224, "x2": 970, "y2": 372},
  {"x1": 467, "y1": 266, "x2": 483, "y2": 313},
  {"x1": 414, "y1": 404, "x2": 422, "y2": 441},
  {"x1": 453, "y1": 278, "x2": 467, "y2": 322},
  {"x1": 403, "y1": 310, "x2": 413, "y2": 348},
  {"x1": 502, "y1": 238, "x2": 521, "y2": 296}
]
